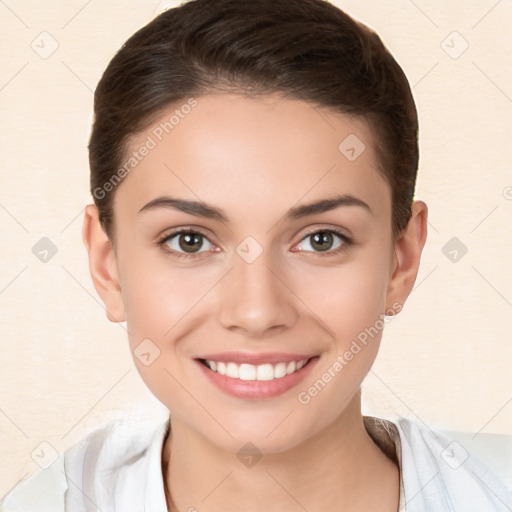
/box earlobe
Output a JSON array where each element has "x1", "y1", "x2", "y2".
[
  {"x1": 82, "y1": 204, "x2": 126, "y2": 323},
  {"x1": 385, "y1": 201, "x2": 428, "y2": 312}
]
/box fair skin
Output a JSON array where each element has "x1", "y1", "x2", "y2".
[{"x1": 83, "y1": 93, "x2": 427, "y2": 512}]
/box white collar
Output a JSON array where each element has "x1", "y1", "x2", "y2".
[{"x1": 143, "y1": 419, "x2": 170, "y2": 511}]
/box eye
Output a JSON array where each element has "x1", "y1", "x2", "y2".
[
  {"x1": 156, "y1": 227, "x2": 353, "y2": 260},
  {"x1": 294, "y1": 228, "x2": 353, "y2": 256},
  {"x1": 157, "y1": 229, "x2": 216, "y2": 259}
]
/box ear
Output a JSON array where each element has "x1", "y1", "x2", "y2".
[
  {"x1": 385, "y1": 200, "x2": 428, "y2": 312},
  {"x1": 82, "y1": 204, "x2": 126, "y2": 323}
]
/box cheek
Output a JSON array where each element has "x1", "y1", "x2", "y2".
[
  {"x1": 291, "y1": 256, "x2": 391, "y2": 420},
  {"x1": 117, "y1": 256, "x2": 203, "y2": 409},
  {"x1": 119, "y1": 240, "x2": 195, "y2": 320},
  {"x1": 119, "y1": 252, "x2": 223, "y2": 357},
  {"x1": 292, "y1": 253, "x2": 391, "y2": 341}
]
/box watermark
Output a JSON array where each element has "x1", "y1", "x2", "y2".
[
  {"x1": 151, "y1": 97, "x2": 198, "y2": 141},
  {"x1": 297, "y1": 301, "x2": 402, "y2": 405},
  {"x1": 440, "y1": 31, "x2": 469, "y2": 60},
  {"x1": 32, "y1": 236, "x2": 58, "y2": 263},
  {"x1": 31, "y1": 441, "x2": 59, "y2": 469},
  {"x1": 93, "y1": 97, "x2": 198, "y2": 200},
  {"x1": 441, "y1": 440, "x2": 469, "y2": 469},
  {"x1": 236, "y1": 236, "x2": 264, "y2": 264},
  {"x1": 438, "y1": 441, "x2": 508, "y2": 503},
  {"x1": 133, "y1": 338, "x2": 161, "y2": 366},
  {"x1": 442, "y1": 236, "x2": 468, "y2": 263},
  {"x1": 237, "y1": 442, "x2": 263, "y2": 468},
  {"x1": 338, "y1": 133, "x2": 366, "y2": 161},
  {"x1": 31, "y1": 31, "x2": 59, "y2": 59}
]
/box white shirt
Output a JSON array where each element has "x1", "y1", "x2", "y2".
[{"x1": 2, "y1": 416, "x2": 511, "y2": 511}]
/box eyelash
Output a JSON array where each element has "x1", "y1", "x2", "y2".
[{"x1": 156, "y1": 227, "x2": 353, "y2": 260}]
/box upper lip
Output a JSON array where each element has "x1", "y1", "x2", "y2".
[{"x1": 196, "y1": 351, "x2": 317, "y2": 365}]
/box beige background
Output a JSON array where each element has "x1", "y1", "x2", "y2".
[{"x1": 1, "y1": 0, "x2": 511, "y2": 494}]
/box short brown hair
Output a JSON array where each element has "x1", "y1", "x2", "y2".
[{"x1": 88, "y1": 0, "x2": 419, "y2": 241}]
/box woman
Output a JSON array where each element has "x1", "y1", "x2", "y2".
[{"x1": 2, "y1": 0, "x2": 511, "y2": 510}]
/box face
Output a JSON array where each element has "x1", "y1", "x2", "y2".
[{"x1": 85, "y1": 93, "x2": 425, "y2": 454}]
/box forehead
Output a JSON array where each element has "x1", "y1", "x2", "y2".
[{"x1": 114, "y1": 93, "x2": 390, "y2": 224}]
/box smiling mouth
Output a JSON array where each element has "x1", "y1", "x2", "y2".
[{"x1": 197, "y1": 356, "x2": 318, "y2": 381}]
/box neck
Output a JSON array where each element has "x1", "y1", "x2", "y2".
[{"x1": 161, "y1": 393, "x2": 399, "y2": 512}]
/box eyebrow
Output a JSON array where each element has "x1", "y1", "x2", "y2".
[{"x1": 137, "y1": 194, "x2": 372, "y2": 222}]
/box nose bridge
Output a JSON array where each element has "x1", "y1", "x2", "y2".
[{"x1": 217, "y1": 239, "x2": 298, "y2": 336}]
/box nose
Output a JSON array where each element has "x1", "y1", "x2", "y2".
[{"x1": 217, "y1": 249, "x2": 299, "y2": 338}]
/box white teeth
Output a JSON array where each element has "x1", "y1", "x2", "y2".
[
  {"x1": 204, "y1": 358, "x2": 309, "y2": 381},
  {"x1": 239, "y1": 363, "x2": 256, "y2": 380},
  {"x1": 274, "y1": 362, "x2": 287, "y2": 378},
  {"x1": 257, "y1": 364, "x2": 274, "y2": 381},
  {"x1": 226, "y1": 362, "x2": 239, "y2": 379}
]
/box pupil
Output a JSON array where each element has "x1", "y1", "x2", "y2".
[
  {"x1": 312, "y1": 232, "x2": 332, "y2": 252},
  {"x1": 180, "y1": 233, "x2": 202, "y2": 252}
]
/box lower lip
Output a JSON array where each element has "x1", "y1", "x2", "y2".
[{"x1": 195, "y1": 356, "x2": 320, "y2": 400}]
